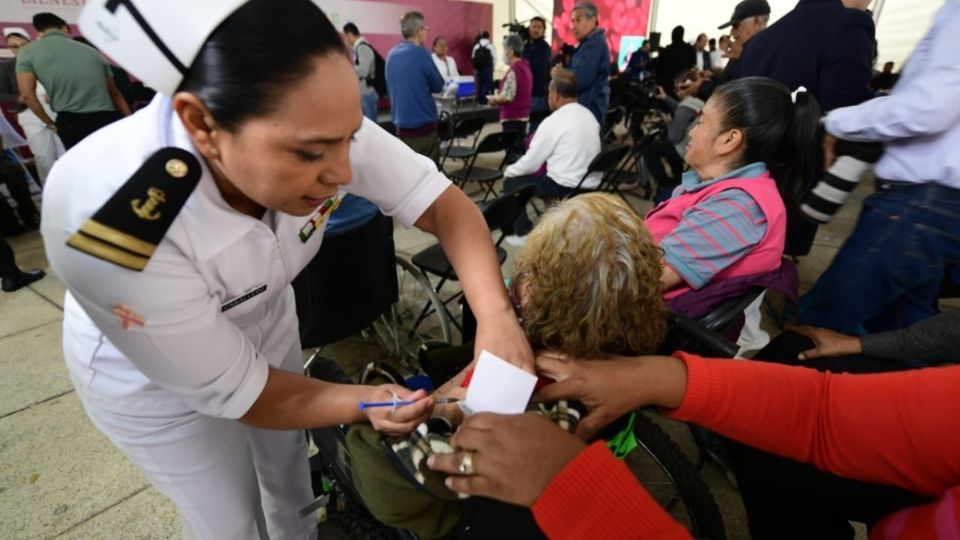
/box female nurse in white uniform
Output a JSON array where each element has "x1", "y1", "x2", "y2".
[{"x1": 40, "y1": 1, "x2": 533, "y2": 538}]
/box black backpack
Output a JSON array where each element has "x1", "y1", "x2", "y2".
[
  {"x1": 472, "y1": 44, "x2": 493, "y2": 71},
  {"x1": 357, "y1": 42, "x2": 388, "y2": 98}
]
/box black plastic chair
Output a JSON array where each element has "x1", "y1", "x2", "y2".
[
  {"x1": 439, "y1": 117, "x2": 487, "y2": 168},
  {"x1": 410, "y1": 186, "x2": 535, "y2": 333},
  {"x1": 447, "y1": 131, "x2": 518, "y2": 203}
]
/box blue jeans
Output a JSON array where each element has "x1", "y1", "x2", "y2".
[
  {"x1": 502, "y1": 175, "x2": 574, "y2": 236},
  {"x1": 799, "y1": 181, "x2": 960, "y2": 334},
  {"x1": 361, "y1": 92, "x2": 378, "y2": 122}
]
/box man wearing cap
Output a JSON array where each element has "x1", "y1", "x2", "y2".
[
  {"x1": 728, "y1": 0, "x2": 875, "y2": 256},
  {"x1": 717, "y1": 0, "x2": 771, "y2": 81},
  {"x1": 16, "y1": 12, "x2": 130, "y2": 149}
]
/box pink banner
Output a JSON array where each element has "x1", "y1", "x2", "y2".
[{"x1": 552, "y1": 0, "x2": 652, "y2": 58}]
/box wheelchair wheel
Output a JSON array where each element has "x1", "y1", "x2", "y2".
[
  {"x1": 370, "y1": 256, "x2": 453, "y2": 366},
  {"x1": 626, "y1": 412, "x2": 727, "y2": 539}
]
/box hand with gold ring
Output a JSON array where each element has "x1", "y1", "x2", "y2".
[{"x1": 426, "y1": 412, "x2": 585, "y2": 506}]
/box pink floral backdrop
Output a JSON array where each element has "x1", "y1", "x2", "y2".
[{"x1": 552, "y1": 0, "x2": 653, "y2": 58}]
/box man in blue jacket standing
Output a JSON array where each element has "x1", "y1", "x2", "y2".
[
  {"x1": 551, "y1": 1, "x2": 610, "y2": 128},
  {"x1": 386, "y1": 11, "x2": 445, "y2": 163}
]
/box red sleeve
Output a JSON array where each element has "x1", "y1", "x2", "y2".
[
  {"x1": 870, "y1": 486, "x2": 960, "y2": 539},
  {"x1": 667, "y1": 353, "x2": 960, "y2": 497},
  {"x1": 531, "y1": 442, "x2": 692, "y2": 540}
]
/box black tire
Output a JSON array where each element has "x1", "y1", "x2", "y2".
[
  {"x1": 317, "y1": 511, "x2": 404, "y2": 540},
  {"x1": 627, "y1": 413, "x2": 727, "y2": 540}
]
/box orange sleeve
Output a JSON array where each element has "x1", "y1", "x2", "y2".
[
  {"x1": 531, "y1": 442, "x2": 692, "y2": 540},
  {"x1": 667, "y1": 353, "x2": 960, "y2": 497}
]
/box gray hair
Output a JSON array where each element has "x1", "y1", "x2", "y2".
[
  {"x1": 549, "y1": 71, "x2": 579, "y2": 98},
  {"x1": 400, "y1": 11, "x2": 425, "y2": 39},
  {"x1": 573, "y1": 1, "x2": 598, "y2": 19},
  {"x1": 503, "y1": 34, "x2": 525, "y2": 57}
]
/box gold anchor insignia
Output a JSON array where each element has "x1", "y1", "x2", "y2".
[
  {"x1": 131, "y1": 187, "x2": 167, "y2": 221},
  {"x1": 165, "y1": 159, "x2": 189, "y2": 178}
]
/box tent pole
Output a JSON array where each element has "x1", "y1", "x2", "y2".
[
  {"x1": 650, "y1": 0, "x2": 660, "y2": 33},
  {"x1": 872, "y1": 0, "x2": 886, "y2": 24}
]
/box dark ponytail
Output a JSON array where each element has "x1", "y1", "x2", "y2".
[
  {"x1": 178, "y1": 0, "x2": 346, "y2": 132},
  {"x1": 713, "y1": 77, "x2": 822, "y2": 219}
]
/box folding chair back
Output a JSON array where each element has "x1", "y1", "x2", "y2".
[
  {"x1": 480, "y1": 185, "x2": 534, "y2": 244},
  {"x1": 573, "y1": 144, "x2": 631, "y2": 192}
]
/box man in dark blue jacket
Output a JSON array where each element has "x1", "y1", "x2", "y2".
[
  {"x1": 730, "y1": 0, "x2": 874, "y2": 111},
  {"x1": 552, "y1": 1, "x2": 610, "y2": 128},
  {"x1": 730, "y1": 0, "x2": 875, "y2": 256},
  {"x1": 524, "y1": 16, "x2": 552, "y2": 114}
]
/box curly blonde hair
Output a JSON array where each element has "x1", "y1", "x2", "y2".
[{"x1": 512, "y1": 193, "x2": 666, "y2": 357}]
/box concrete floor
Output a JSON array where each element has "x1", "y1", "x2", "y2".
[{"x1": 4, "y1": 134, "x2": 952, "y2": 539}]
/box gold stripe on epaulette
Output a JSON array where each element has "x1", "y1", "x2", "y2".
[
  {"x1": 67, "y1": 233, "x2": 149, "y2": 271},
  {"x1": 79, "y1": 219, "x2": 157, "y2": 257}
]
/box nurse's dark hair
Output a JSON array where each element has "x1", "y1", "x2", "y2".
[
  {"x1": 177, "y1": 0, "x2": 346, "y2": 132},
  {"x1": 711, "y1": 77, "x2": 821, "y2": 219}
]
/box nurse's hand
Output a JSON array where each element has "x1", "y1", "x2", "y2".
[
  {"x1": 363, "y1": 386, "x2": 434, "y2": 437},
  {"x1": 474, "y1": 310, "x2": 535, "y2": 374}
]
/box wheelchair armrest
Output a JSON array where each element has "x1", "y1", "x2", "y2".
[{"x1": 666, "y1": 312, "x2": 739, "y2": 358}]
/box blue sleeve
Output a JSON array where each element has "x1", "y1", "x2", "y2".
[
  {"x1": 423, "y1": 49, "x2": 444, "y2": 93},
  {"x1": 572, "y1": 41, "x2": 603, "y2": 90},
  {"x1": 660, "y1": 189, "x2": 768, "y2": 289}
]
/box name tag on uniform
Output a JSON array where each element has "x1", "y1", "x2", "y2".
[{"x1": 221, "y1": 284, "x2": 268, "y2": 312}]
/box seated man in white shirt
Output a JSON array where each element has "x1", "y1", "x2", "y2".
[{"x1": 502, "y1": 71, "x2": 601, "y2": 246}]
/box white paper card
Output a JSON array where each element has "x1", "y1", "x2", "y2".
[{"x1": 464, "y1": 350, "x2": 537, "y2": 415}]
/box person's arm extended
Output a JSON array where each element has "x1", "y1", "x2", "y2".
[
  {"x1": 669, "y1": 353, "x2": 960, "y2": 496},
  {"x1": 16, "y1": 71, "x2": 55, "y2": 128},
  {"x1": 414, "y1": 186, "x2": 534, "y2": 372},
  {"x1": 532, "y1": 442, "x2": 693, "y2": 540},
  {"x1": 826, "y1": 5, "x2": 960, "y2": 141},
  {"x1": 240, "y1": 367, "x2": 431, "y2": 435},
  {"x1": 538, "y1": 351, "x2": 960, "y2": 497},
  {"x1": 860, "y1": 310, "x2": 960, "y2": 364},
  {"x1": 106, "y1": 76, "x2": 132, "y2": 116}
]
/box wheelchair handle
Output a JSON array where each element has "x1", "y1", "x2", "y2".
[{"x1": 668, "y1": 313, "x2": 740, "y2": 358}]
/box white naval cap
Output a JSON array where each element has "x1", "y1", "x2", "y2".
[
  {"x1": 4, "y1": 27, "x2": 30, "y2": 39},
  {"x1": 77, "y1": 0, "x2": 248, "y2": 96}
]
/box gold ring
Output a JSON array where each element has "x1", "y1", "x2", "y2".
[{"x1": 458, "y1": 451, "x2": 475, "y2": 475}]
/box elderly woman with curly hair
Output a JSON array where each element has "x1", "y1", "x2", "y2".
[{"x1": 343, "y1": 193, "x2": 668, "y2": 539}]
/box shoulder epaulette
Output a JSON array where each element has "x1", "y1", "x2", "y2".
[{"x1": 67, "y1": 147, "x2": 201, "y2": 271}]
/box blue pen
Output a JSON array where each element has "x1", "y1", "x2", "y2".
[{"x1": 358, "y1": 397, "x2": 460, "y2": 410}]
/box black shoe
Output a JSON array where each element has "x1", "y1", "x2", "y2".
[{"x1": 2, "y1": 268, "x2": 45, "y2": 292}]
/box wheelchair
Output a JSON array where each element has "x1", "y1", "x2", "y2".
[
  {"x1": 301, "y1": 294, "x2": 755, "y2": 540},
  {"x1": 292, "y1": 211, "x2": 454, "y2": 372}
]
